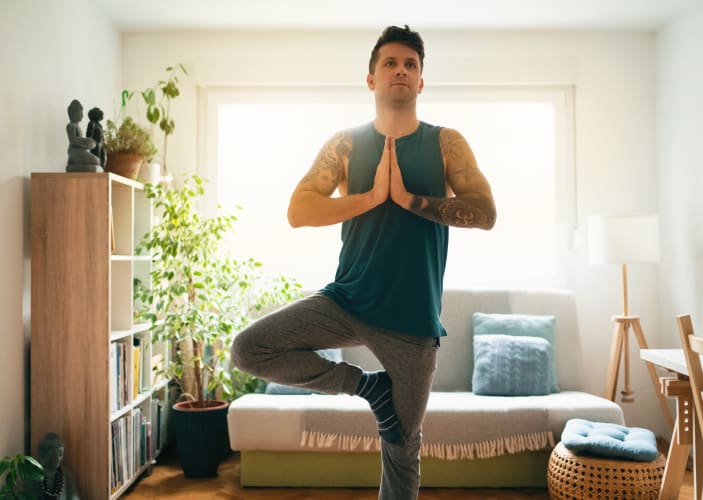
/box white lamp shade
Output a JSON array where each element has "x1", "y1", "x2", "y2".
[{"x1": 588, "y1": 214, "x2": 660, "y2": 265}]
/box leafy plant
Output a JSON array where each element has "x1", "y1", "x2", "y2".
[
  {"x1": 140, "y1": 64, "x2": 188, "y2": 175},
  {"x1": 0, "y1": 454, "x2": 44, "y2": 499},
  {"x1": 104, "y1": 116, "x2": 158, "y2": 159},
  {"x1": 135, "y1": 175, "x2": 301, "y2": 406}
]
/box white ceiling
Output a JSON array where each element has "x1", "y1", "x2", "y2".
[{"x1": 94, "y1": 0, "x2": 696, "y2": 32}]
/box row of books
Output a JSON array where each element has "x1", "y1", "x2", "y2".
[
  {"x1": 110, "y1": 338, "x2": 162, "y2": 413},
  {"x1": 110, "y1": 399, "x2": 167, "y2": 494},
  {"x1": 109, "y1": 342, "x2": 129, "y2": 412}
]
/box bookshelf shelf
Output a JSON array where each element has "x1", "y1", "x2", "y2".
[
  {"x1": 31, "y1": 172, "x2": 171, "y2": 500},
  {"x1": 110, "y1": 330, "x2": 133, "y2": 342}
]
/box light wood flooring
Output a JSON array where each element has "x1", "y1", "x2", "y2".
[{"x1": 122, "y1": 445, "x2": 694, "y2": 500}]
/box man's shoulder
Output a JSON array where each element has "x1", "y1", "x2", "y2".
[
  {"x1": 337, "y1": 123, "x2": 374, "y2": 150},
  {"x1": 348, "y1": 122, "x2": 374, "y2": 138}
]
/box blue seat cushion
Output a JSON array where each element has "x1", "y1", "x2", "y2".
[{"x1": 561, "y1": 418, "x2": 659, "y2": 461}]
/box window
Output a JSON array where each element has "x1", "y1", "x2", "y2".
[{"x1": 199, "y1": 85, "x2": 574, "y2": 290}]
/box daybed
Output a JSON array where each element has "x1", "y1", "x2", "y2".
[{"x1": 227, "y1": 288, "x2": 624, "y2": 487}]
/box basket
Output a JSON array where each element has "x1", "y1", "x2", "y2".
[{"x1": 547, "y1": 441, "x2": 665, "y2": 499}]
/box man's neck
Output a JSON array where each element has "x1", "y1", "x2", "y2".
[{"x1": 373, "y1": 108, "x2": 420, "y2": 138}]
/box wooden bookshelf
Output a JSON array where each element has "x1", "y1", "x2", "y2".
[{"x1": 31, "y1": 172, "x2": 171, "y2": 499}]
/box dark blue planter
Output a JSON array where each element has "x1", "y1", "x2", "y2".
[{"x1": 172, "y1": 400, "x2": 230, "y2": 478}]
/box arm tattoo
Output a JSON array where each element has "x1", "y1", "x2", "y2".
[
  {"x1": 410, "y1": 194, "x2": 495, "y2": 229},
  {"x1": 408, "y1": 128, "x2": 496, "y2": 229},
  {"x1": 301, "y1": 131, "x2": 351, "y2": 195}
]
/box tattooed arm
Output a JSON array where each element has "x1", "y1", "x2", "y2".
[
  {"x1": 390, "y1": 128, "x2": 496, "y2": 229},
  {"x1": 287, "y1": 131, "x2": 390, "y2": 227}
]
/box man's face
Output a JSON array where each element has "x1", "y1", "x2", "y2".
[{"x1": 367, "y1": 42, "x2": 424, "y2": 104}]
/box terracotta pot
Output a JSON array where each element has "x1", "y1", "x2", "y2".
[
  {"x1": 105, "y1": 153, "x2": 144, "y2": 180},
  {"x1": 172, "y1": 400, "x2": 230, "y2": 478}
]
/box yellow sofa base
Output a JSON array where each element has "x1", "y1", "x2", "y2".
[{"x1": 239, "y1": 449, "x2": 550, "y2": 488}]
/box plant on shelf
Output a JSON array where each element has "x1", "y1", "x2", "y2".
[
  {"x1": 104, "y1": 115, "x2": 158, "y2": 159},
  {"x1": 140, "y1": 64, "x2": 188, "y2": 177},
  {"x1": 135, "y1": 174, "x2": 301, "y2": 405},
  {"x1": 0, "y1": 454, "x2": 44, "y2": 499},
  {"x1": 103, "y1": 95, "x2": 158, "y2": 180}
]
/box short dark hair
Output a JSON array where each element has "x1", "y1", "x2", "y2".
[{"x1": 368, "y1": 25, "x2": 425, "y2": 75}]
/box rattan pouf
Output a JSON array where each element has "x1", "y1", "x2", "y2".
[{"x1": 547, "y1": 441, "x2": 666, "y2": 499}]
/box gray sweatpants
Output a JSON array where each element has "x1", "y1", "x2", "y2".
[{"x1": 231, "y1": 293, "x2": 438, "y2": 500}]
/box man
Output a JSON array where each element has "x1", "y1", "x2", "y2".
[{"x1": 232, "y1": 25, "x2": 496, "y2": 500}]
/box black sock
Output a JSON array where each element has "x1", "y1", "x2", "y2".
[{"x1": 355, "y1": 371, "x2": 404, "y2": 445}]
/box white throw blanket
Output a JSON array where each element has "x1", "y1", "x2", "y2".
[{"x1": 300, "y1": 392, "x2": 555, "y2": 460}]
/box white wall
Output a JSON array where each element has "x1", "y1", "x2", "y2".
[
  {"x1": 123, "y1": 29, "x2": 667, "y2": 434},
  {"x1": 0, "y1": 0, "x2": 121, "y2": 457},
  {"x1": 657, "y1": 3, "x2": 703, "y2": 346}
]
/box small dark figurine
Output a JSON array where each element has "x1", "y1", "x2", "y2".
[
  {"x1": 25, "y1": 432, "x2": 80, "y2": 499},
  {"x1": 86, "y1": 107, "x2": 106, "y2": 168},
  {"x1": 65, "y1": 99, "x2": 102, "y2": 173}
]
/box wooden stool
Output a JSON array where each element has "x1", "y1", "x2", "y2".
[{"x1": 547, "y1": 442, "x2": 666, "y2": 499}]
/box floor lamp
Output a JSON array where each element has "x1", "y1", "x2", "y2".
[{"x1": 588, "y1": 214, "x2": 674, "y2": 427}]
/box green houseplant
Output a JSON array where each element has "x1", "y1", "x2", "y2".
[
  {"x1": 140, "y1": 64, "x2": 188, "y2": 177},
  {"x1": 0, "y1": 454, "x2": 43, "y2": 499},
  {"x1": 135, "y1": 174, "x2": 301, "y2": 476},
  {"x1": 104, "y1": 114, "x2": 158, "y2": 180}
]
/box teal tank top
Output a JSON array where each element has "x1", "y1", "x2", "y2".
[{"x1": 321, "y1": 122, "x2": 448, "y2": 337}]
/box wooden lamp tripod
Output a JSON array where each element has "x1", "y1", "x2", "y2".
[{"x1": 588, "y1": 214, "x2": 673, "y2": 427}]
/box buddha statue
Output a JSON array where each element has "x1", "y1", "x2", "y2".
[
  {"x1": 65, "y1": 99, "x2": 102, "y2": 172},
  {"x1": 29, "y1": 432, "x2": 80, "y2": 500}
]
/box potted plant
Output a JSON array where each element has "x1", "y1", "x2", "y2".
[
  {"x1": 140, "y1": 64, "x2": 188, "y2": 178},
  {"x1": 104, "y1": 114, "x2": 158, "y2": 180},
  {"x1": 135, "y1": 174, "x2": 301, "y2": 477},
  {"x1": 0, "y1": 454, "x2": 43, "y2": 499}
]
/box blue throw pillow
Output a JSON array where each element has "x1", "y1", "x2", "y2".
[
  {"x1": 561, "y1": 418, "x2": 659, "y2": 461},
  {"x1": 472, "y1": 334, "x2": 552, "y2": 396},
  {"x1": 263, "y1": 348, "x2": 342, "y2": 395},
  {"x1": 473, "y1": 312, "x2": 559, "y2": 392}
]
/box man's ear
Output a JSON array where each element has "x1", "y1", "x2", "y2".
[
  {"x1": 367, "y1": 73, "x2": 375, "y2": 90},
  {"x1": 418, "y1": 78, "x2": 424, "y2": 94}
]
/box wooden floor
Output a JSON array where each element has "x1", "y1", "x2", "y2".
[{"x1": 122, "y1": 445, "x2": 694, "y2": 500}]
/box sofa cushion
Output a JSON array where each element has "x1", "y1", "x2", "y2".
[
  {"x1": 560, "y1": 418, "x2": 659, "y2": 461},
  {"x1": 472, "y1": 334, "x2": 552, "y2": 396},
  {"x1": 473, "y1": 312, "x2": 559, "y2": 392},
  {"x1": 264, "y1": 349, "x2": 342, "y2": 395}
]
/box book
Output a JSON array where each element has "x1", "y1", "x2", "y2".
[
  {"x1": 133, "y1": 338, "x2": 141, "y2": 398},
  {"x1": 109, "y1": 343, "x2": 117, "y2": 413},
  {"x1": 115, "y1": 343, "x2": 124, "y2": 409},
  {"x1": 120, "y1": 343, "x2": 128, "y2": 407}
]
